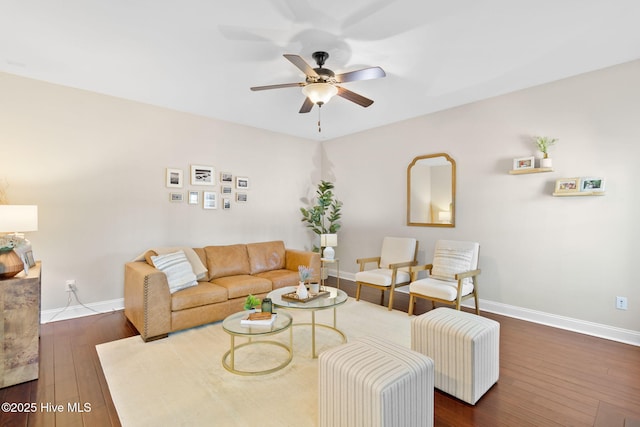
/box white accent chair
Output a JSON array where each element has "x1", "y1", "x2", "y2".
[
  {"x1": 355, "y1": 237, "x2": 418, "y2": 310},
  {"x1": 408, "y1": 240, "x2": 480, "y2": 315}
]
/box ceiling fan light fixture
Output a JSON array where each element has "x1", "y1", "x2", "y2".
[{"x1": 302, "y1": 83, "x2": 338, "y2": 105}]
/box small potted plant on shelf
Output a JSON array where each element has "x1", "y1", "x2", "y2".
[{"x1": 533, "y1": 136, "x2": 558, "y2": 168}]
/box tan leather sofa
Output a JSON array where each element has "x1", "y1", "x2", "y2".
[{"x1": 124, "y1": 240, "x2": 320, "y2": 341}]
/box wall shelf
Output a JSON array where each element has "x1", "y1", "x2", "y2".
[
  {"x1": 509, "y1": 167, "x2": 553, "y2": 175},
  {"x1": 552, "y1": 191, "x2": 606, "y2": 197}
]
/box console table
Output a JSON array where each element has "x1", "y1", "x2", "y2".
[{"x1": 0, "y1": 262, "x2": 41, "y2": 388}]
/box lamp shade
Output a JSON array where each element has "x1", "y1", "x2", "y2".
[
  {"x1": 320, "y1": 234, "x2": 338, "y2": 247},
  {"x1": 438, "y1": 211, "x2": 451, "y2": 222},
  {"x1": 0, "y1": 205, "x2": 38, "y2": 232},
  {"x1": 302, "y1": 83, "x2": 338, "y2": 105}
]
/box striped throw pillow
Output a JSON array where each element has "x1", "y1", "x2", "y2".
[
  {"x1": 431, "y1": 247, "x2": 474, "y2": 285},
  {"x1": 151, "y1": 250, "x2": 198, "y2": 293}
]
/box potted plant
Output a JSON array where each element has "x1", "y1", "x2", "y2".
[
  {"x1": 533, "y1": 136, "x2": 558, "y2": 168},
  {"x1": 243, "y1": 294, "x2": 261, "y2": 311},
  {"x1": 300, "y1": 181, "x2": 342, "y2": 252}
]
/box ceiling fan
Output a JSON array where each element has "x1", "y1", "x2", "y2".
[{"x1": 250, "y1": 51, "x2": 386, "y2": 113}]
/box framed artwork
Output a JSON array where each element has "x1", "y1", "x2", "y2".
[
  {"x1": 203, "y1": 191, "x2": 218, "y2": 209},
  {"x1": 188, "y1": 191, "x2": 199, "y2": 205},
  {"x1": 170, "y1": 192, "x2": 184, "y2": 202},
  {"x1": 554, "y1": 178, "x2": 580, "y2": 194},
  {"x1": 236, "y1": 176, "x2": 249, "y2": 189},
  {"x1": 166, "y1": 168, "x2": 183, "y2": 188},
  {"x1": 580, "y1": 177, "x2": 605, "y2": 192},
  {"x1": 513, "y1": 156, "x2": 534, "y2": 171},
  {"x1": 191, "y1": 165, "x2": 215, "y2": 186},
  {"x1": 236, "y1": 192, "x2": 248, "y2": 203},
  {"x1": 221, "y1": 185, "x2": 232, "y2": 195},
  {"x1": 220, "y1": 172, "x2": 233, "y2": 183},
  {"x1": 222, "y1": 198, "x2": 231, "y2": 210}
]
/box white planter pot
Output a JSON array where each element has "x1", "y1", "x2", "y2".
[{"x1": 540, "y1": 157, "x2": 553, "y2": 168}]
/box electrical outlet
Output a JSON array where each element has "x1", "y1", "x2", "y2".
[
  {"x1": 616, "y1": 296, "x2": 628, "y2": 310},
  {"x1": 65, "y1": 280, "x2": 76, "y2": 292}
]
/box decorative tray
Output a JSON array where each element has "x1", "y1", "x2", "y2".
[{"x1": 281, "y1": 290, "x2": 329, "y2": 303}]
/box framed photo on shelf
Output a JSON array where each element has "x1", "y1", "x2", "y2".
[
  {"x1": 191, "y1": 165, "x2": 215, "y2": 186},
  {"x1": 221, "y1": 185, "x2": 232, "y2": 195},
  {"x1": 188, "y1": 191, "x2": 199, "y2": 205},
  {"x1": 236, "y1": 176, "x2": 249, "y2": 189},
  {"x1": 203, "y1": 191, "x2": 218, "y2": 209},
  {"x1": 580, "y1": 177, "x2": 605, "y2": 192},
  {"x1": 554, "y1": 178, "x2": 580, "y2": 194},
  {"x1": 220, "y1": 172, "x2": 233, "y2": 183},
  {"x1": 513, "y1": 156, "x2": 535, "y2": 171},
  {"x1": 170, "y1": 192, "x2": 184, "y2": 202},
  {"x1": 166, "y1": 168, "x2": 183, "y2": 188},
  {"x1": 222, "y1": 198, "x2": 231, "y2": 210},
  {"x1": 236, "y1": 192, "x2": 248, "y2": 203}
]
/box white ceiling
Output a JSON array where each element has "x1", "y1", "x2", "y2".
[{"x1": 1, "y1": 0, "x2": 639, "y2": 141}]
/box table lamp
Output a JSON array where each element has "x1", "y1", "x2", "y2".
[
  {"x1": 320, "y1": 233, "x2": 338, "y2": 260},
  {"x1": 0, "y1": 205, "x2": 38, "y2": 278}
]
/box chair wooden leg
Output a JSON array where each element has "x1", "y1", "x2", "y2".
[
  {"x1": 431, "y1": 301, "x2": 436, "y2": 310},
  {"x1": 387, "y1": 287, "x2": 394, "y2": 311},
  {"x1": 408, "y1": 294, "x2": 415, "y2": 316},
  {"x1": 380, "y1": 289, "x2": 385, "y2": 306},
  {"x1": 356, "y1": 282, "x2": 361, "y2": 301},
  {"x1": 474, "y1": 291, "x2": 480, "y2": 315}
]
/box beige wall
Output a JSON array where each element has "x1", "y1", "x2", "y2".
[
  {"x1": 1, "y1": 60, "x2": 638, "y2": 338},
  {"x1": 324, "y1": 60, "x2": 640, "y2": 332},
  {"x1": 0, "y1": 72, "x2": 320, "y2": 313}
]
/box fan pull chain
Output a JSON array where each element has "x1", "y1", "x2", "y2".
[{"x1": 317, "y1": 104, "x2": 322, "y2": 133}]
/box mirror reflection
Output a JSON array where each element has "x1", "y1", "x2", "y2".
[{"x1": 407, "y1": 153, "x2": 456, "y2": 227}]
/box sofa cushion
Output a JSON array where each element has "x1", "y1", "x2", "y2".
[
  {"x1": 247, "y1": 241, "x2": 286, "y2": 275},
  {"x1": 150, "y1": 250, "x2": 198, "y2": 293},
  {"x1": 253, "y1": 269, "x2": 299, "y2": 289},
  {"x1": 211, "y1": 275, "x2": 272, "y2": 299},
  {"x1": 205, "y1": 244, "x2": 251, "y2": 280},
  {"x1": 171, "y1": 282, "x2": 228, "y2": 311}
]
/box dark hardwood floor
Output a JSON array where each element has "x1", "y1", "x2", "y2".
[{"x1": 1, "y1": 278, "x2": 639, "y2": 426}]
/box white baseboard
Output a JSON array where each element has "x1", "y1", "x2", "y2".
[
  {"x1": 41, "y1": 298, "x2": 124, "y2": 323},
  {"x1": 42, "y1": 280, "x2": 640, "y2": 347},
  {"x1": 470, "y1": 299, "x2": 640, "y2": 347},
  {"x1": 341, "y1": 272, "x2": 639, "y2": 346}
]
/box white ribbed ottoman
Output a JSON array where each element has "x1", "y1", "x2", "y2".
[
  {"x1": 318, "y1": 336, "x2": 434, "y2": 427},
  {"x1": 411, "y1": 308, "x2": 499, "y2": 405}
]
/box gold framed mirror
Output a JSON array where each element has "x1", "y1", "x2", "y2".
[{"x1": 407, "y1": 153, "x2": 456, "y2": 227}]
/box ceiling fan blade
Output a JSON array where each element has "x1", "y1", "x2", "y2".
[
  {"x1": 250, "y1": 82, "x2": 304, "y2": 91},
  {"x1": 299, "y1": 97, "x2": 314, "y2": 114},
  {"x1": 336, "y1": 86, "x2": 374, "y2": 107},
  {"x1": 335, "y1": 66, "x2": 386, "y2": 83},
  {"x1": 283, "y1": 54, "x2": 319, "y2": 77}
]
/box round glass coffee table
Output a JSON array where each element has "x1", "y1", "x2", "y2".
[
  {"x1": 221, "y1": 310, "x2": 293, "y2": 375},
  {"x1": 267, "y1": 286, "x2": 348, "y2": 358}
]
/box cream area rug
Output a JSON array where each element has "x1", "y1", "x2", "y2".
[{"x1": 97, "y1": 298, "x2": 411, "y2": 427}]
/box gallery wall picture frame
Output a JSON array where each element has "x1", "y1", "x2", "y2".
[
  {"x1": 236, "y1": 192, "x2": 248, "y2": 203},
  {"x1": 236, "y1": 176, "x2": 250, "y2": 189},
  {"x1": 191, "y1": 165, "x2": 215, "y2": 186},
  {"x1": 222, "y1": 198, "x2": 231, "y2": 210},
  {"x1": 221, "y1": 185, "x2": 232, "y2": 195},
  {"x1": 166, "y1": 168, "x2": 184, "y2": 188},
  {"x1": 513, "y1": 156, "x2": 535, "y2": 171},
  {"x1": 170, "y1": 192, "x2": 184, "y2": 202},
  {"x1": 554, "y1": 178, "x2": 581, "y2": 193},
  {"x1": 220, "y1": 172, "x2": 233, "y2": 183},
  {"x1": 203, "y1": 191, "x2": 218, "y2": 209},
  {"x1": 580, "y1": 177, "x2": 605, "y2": 192},
  {"x1": 188, "y1": 191, "x2": 199, "y2": 205}
]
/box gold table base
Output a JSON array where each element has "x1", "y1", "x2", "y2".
[{"x1": 222, "y1": 327, "x2": 293, "y2": 376}]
